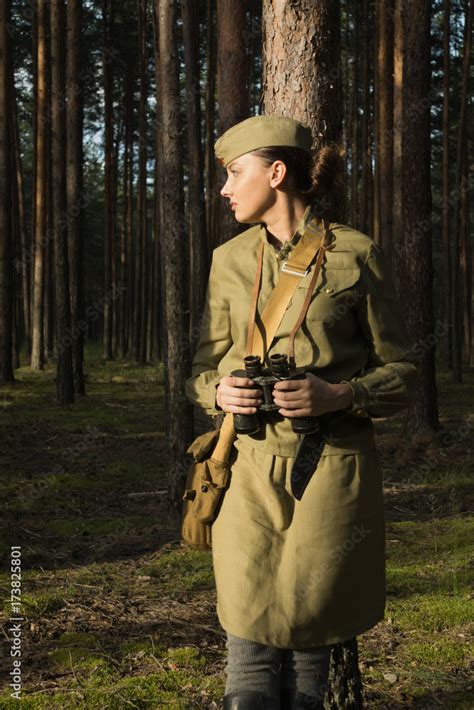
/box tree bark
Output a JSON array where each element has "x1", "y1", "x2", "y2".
[
  {"x1": 120, "y1": 63, "x2": 133, "y2": 359},
  {"x1": 393, "y1": 0, "x2": 438, "y2": 431},
  {"x1": 450, "y1": 0, "x2": 473, "y2": 383},
  {"x1": 181, "y1": 0, "x2": 209, "y2": 346},
  {"x1": 216, "y1": 0, "x2": 249, "y2": 245},
  {"x1": 359, "y1": 0, "x2": 372, "y2": 235},
  {"x1": 137, "y1": 0, "x2": 148, "y2": 364},
  {"x1": 11, "y1": 71, "x2": 30, "y2": 359},
  {"x1": 460, "y1": 144, "x2": 471, "y2": 361},
  {"x1": 66, "y1": 0, "x2": 85, "y2": 394},
  {"x1": 442, "y1": 0, "x2": 452, "y2": 367},
  {"x1": 102, "y1": 0, "x2": 114, "y2": 360},
  {"x1": 204, "y1": 0, "x2": 217, "y2": 254},
  {"x1": 325, "y1": 637, "x2": 364, "y2": 709},
  {"x1": 0, "y1": 0, "x2": 14, "y2": 383},
  {"x1": 374, "y1": 0, "x2": 394, "y2": 260},
  {"x1": 157, "y1": 0, "x2": 193, "y2": 517},
  {"x1": 31, "y1": 0, "x2": 48, "y2": 371},
  {"x1": 263, "y1": 0, "x2": 342, "y2": 145},
  {"x1": 152, "y1": 0, "x2": 163, "y2": 363},
  {"x1": 350, "y1": 1, "x2": 359, "y2": 227},
  {"x1": 50, "y1": 0, "x2": 74, "y2": 404}
]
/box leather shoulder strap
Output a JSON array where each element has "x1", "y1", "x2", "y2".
[
  {"x1": 249, "y1": 219, "x2": 325, "y2": 361},
  {"x1": 213, "y1": 217, "x2": 330, "y2": 463}
]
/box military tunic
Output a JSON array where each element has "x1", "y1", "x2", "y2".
[{"x1": 185, "y1": 204, "x2": 417, "y2": 649}]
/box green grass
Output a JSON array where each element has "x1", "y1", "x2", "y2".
[{"x1": 144, "y1": 547, "x2": 214, "y2": 596}]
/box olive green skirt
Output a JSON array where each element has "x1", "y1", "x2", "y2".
[{"x1": 211, "y1": 436, "x2": 386, "y2": 649}]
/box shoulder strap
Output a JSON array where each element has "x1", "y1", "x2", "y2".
[
  {"x1": 213, "y1": 217, "x2": 332, "y2": 463},
  {"x1": 249, "y1": 218, "x2": 330, "y2": 361},
  {"x1": 286, "y1": 219, "x2": 332, "y2": 365}
]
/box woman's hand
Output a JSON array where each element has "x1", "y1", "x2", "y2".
[
  {"x1": 272, "y1": 372, "x2": 353, "y2": 417},
  {"x1": 216, "y1": 376, "x2": 263, "y2": 414}
]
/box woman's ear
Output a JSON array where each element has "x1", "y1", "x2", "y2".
[{"x1": 269, "y1": 160, "x2": 287, "y2": 189}]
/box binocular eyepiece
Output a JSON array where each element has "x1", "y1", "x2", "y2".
[{"x1": 230, "y1": 353, "x2": 318, "y2": 436}]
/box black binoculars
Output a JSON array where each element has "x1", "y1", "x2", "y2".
[{"x1": 230, "y1": 353, "x2": 318, "y2": 436}]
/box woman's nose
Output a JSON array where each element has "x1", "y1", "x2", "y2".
[{"x1": 220, "y1": 180, "x2": 230, "y2": 197}]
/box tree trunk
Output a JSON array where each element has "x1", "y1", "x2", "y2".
[
  {"x1": 11, "y1": 71, "x2": 30, "y2": 358},
  {"x1": 342, "y1": 3, "x2": 351, "y2": 224},
  {"x1": 216, "y1": 0, "x2": 249, "y2": 245},
  {"x1": 111, "y1": 127, "x2": 120, "y2": 357},
  {"x1": 125, "y1": 64, "x2": 135, "y2": 360},
  {"x1": 120, "y1": 63, "x2": 133, "y2": 359},
  {"x1": 0, "y1": 0, "x2": 14, "y2": 383},
  {"x1": 66, "y1": 0, "x2": 85, "y2": 395},
  {"x1": 393, "y1": 0, "x2": 438, "y2": 432},
  {"x1": 325, "y1": 638, "x2": 364, "y2": 709},
  {"x1": 204, "y1": 0, "x2": 217, "y2": 254},
  {"x1": 442, "y1": 0, "x2": 452, "y2": 368},
  {"x1": 137, "y1": 0, "x2": 148, "y2": 365},
  {"x1": 374, "y1": 0, "x2": 394, "y2": 261},
  {"x1": 152, "y1": 0, "x2": 163, "y2": 363},
  {"x1": 263, "y1": 0, "x2": 342, "y2": 145},
  {"x1": 350, "y1": 1, "x2": 359, "y2": 226},
  {"x1": 51, "y1": 0, "x2": 74, "y2": 404},
  {"x1": 359, "y1": 0, "x2": 370, "y2": 235},
  {"x1": 31, "y1": 0, "x2": 48, "y2": 371},
  {"x1": 263, "y1": 0, "x2": 343, "y2": 224},
  {"x1": 450, "y1": 0, "x2": 473, "y2": 383},
  {"x1": 157, "y1": 0, "x2": 194, "y2": 517},
  {"x1": 11, "y1": 8, "x2": 23, "y2": 370},
  {"x1": 181, "y1": 0, "x2": 209, "y2": 349},
  {"x1": 102, "y1": 0, "x2": 114, "y2": 360},
  {"x1": 460, "y1": 145, "x2": 471, "y2": 361}
]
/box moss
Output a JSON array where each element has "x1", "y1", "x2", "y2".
[
  {"x1": 404, "y1": 640, "x2": 469, "y2": 667},
  {"x1": 119, "y1": 638, "x2": 167, "y2": 658},
  {"x1": 146, "y1": 547, "x2": 214, "y2": 595},
  {"x1": 47, "y1": 647, "x2": 109, "y2": 673},
  {"x1": 57, "y1": 631, "x2": 100, "y2": 647},
  {"x1": 387, "y1": 593, "x2": 473, "y2": 632},
  {"x1": 10, "y1": 592, "x2": 67, "y2": 617},
  {"x1": 46, "y1": 515, "x2": 156, "y2": 539},
  {"x1": 166, "y1": 646, "x2": 206, "y2": 670}
]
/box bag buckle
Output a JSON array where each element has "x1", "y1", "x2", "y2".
[{"x1": 281, "y1": 261, "x2": 309, "y2": 277}]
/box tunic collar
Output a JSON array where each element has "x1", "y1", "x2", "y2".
[{"x1": 258, "y1": 204, "x2": 329, "y2": 261}]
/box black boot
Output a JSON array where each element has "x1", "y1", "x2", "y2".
[
  {"x1": 279, "y1": 688, "x2": 294, "y2": 709},
  {"x1": 223, "y1": 691, "x2": 266, "y2": 709},
  {"x1": 280, "y1": 689, "x2": 324, "y2": 710}
]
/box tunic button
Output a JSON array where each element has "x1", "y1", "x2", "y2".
[{"x1": 324, "y1": 286, "x2": 334, "y2": 294}]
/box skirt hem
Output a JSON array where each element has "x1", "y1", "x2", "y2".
[{"x1": 217, "y1": 610, "x2": 385, "y2": 650}]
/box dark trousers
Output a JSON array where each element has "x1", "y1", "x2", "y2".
[{"x1": 225, "y1": 632, "x2": 333, "y2": 708}]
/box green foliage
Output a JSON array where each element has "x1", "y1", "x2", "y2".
[{"x1": 145, "y1": 547, "x2": 214, "y2": 596}]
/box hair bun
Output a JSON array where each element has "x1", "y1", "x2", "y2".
[{"x1": 306, "y1": 143, "x2": 344, "y2": 218}]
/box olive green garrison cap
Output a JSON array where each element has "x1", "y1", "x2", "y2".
[{"x1": 214, "y1": 115, "x2": 313, "y2": 167}]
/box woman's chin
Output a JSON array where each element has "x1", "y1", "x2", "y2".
[{"x1": 233, "y1": 210, "x2": 259, "y2": 224}]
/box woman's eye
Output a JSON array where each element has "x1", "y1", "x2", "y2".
[{"x1": 230, "y1": 171, "x2": 238, "y2": 176}]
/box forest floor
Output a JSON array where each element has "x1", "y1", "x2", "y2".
[{"x1": 0, "y1": 345, "x2": 472, "y2": 709}]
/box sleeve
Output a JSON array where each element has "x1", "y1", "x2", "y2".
[
  {"x1": 184, "y1": 250, "x2": 232, "y2": 416},
  {"x1": 340, "y1": 240, "x2": 419, "y2": 418}
]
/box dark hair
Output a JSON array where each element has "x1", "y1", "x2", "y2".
[{"x1": 250, "y1": 143, "x2": 345, "y2": 222}]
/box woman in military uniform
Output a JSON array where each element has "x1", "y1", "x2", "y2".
[{"x1": 185, "y1": 115, "x2": 417, "y2": 709}]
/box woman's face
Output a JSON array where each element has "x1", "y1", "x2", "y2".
[{"x1": 220, "y1": 152, "x2": 286, "y2": 224}]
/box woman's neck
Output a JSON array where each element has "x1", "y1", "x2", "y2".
[{"x1": 263, "y1": 199, "x2": 311, "y2": 246}]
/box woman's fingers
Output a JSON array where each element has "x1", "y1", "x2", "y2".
[{"x1": 222, "y1": 403, "x2": 259, "y2": 414}]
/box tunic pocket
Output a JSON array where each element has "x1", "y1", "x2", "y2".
[{"x1": 302, "y1": 267, "x2": 362, "y2": 323}]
